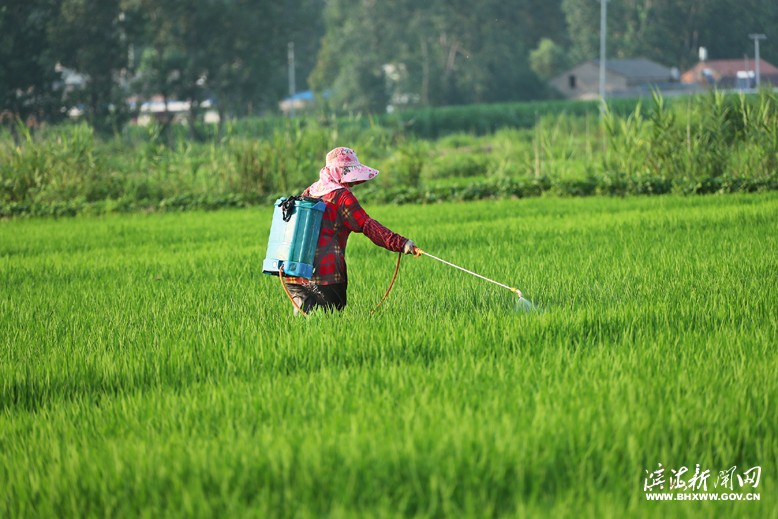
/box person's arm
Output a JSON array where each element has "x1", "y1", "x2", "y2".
[{"x1": 339, "y1": 191, "x2": 408, "y2": 252}]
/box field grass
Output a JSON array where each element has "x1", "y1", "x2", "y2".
[{"x1": 1, "y1": 193, "x2": 776, "y2": 518}]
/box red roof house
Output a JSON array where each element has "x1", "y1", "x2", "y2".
[{"x1": 682, "y1": 59, "x2": 778, "y2": 89}]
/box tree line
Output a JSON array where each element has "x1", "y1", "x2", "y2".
[{"x1": 2, "y1": 0, "x2": 776, "y2": 135}]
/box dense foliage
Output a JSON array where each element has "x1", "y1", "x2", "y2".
[
  {"x1": 2, "y1": 0, "x2": 776, "y2": 132},
  {"x1": 1, "y1": 92, "x2": 776, "y2": 218}
]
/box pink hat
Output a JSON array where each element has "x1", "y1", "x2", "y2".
[
  {"x1": 325, "y1": 147, "x2": 379, "y2": 184},
  {"x1": 307, "y1": 147, "x2": 380, "y2": 197}
]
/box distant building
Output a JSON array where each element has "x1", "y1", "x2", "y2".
[
  {"x1": 550, "y1": 58, "x2": 682, "y2": 100},
  {"x1": 279, "y1": 90, "x2": 333, "y2": 115},
  {"x1": 280, "y1": 90, "x2": 315, "y2": 115},
  {"x1": 54, "y1": 63, "x2": 88, "y2": 93},
  {"x1": 129, "y1": 95, "x2": 219, "y2": 126},
  {"x1": 681, "y1": 59, "x2": 778, "y2": 90},
  {"x1": 54, "y1": 63, "x2": 89, "y2": 117}
]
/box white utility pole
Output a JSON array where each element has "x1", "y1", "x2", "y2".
[
  {"x1": 749, "y1": 34, "x2": 766, "y2": 88},
  {"x1": 288, "y1": 41, "x2": 296, "y2": 117},
  {"x1": 599, "y1": 0, "x2": 608, "y2": 109}
]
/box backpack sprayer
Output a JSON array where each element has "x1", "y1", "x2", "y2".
[
  {"x1": 263, "y1": 197, "x2": 533, "y2": 315},
  {"x1": 262, "y1": 196, "x2": 326, "y2": 316},
  {"x1": 263, "y1": 195, "x2": 406, "y2": 317},
  {"x1": 262, "y1": 196, "x2": 325, "y2": 279}
]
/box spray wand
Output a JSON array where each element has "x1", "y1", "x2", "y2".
[
  {"x1": 414, "y1": 248, "x2": 533, "y2": 310},
  {"x1": 415, "y1": 249, "x2": 521, "y2": 297}
]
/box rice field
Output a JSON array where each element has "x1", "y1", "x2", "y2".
[{"x1": 1, "y1": 193, "x2": 776, "y2": 518}]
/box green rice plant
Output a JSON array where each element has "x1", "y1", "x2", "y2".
[{"x1": 1, "y1": 193, "x2": 776, "y2": 518}]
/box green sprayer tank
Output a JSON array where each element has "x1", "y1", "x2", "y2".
[{"x1": 262, "y1": 196, "x2": 326, "y2": 279}]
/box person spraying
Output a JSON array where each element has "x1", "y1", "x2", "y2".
[{"x1": 283, "y1": 147, "x2": 420, "y2": 314}]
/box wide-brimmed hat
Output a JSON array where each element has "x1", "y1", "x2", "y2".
[{"x1": 325, "y1": 147, "x2": 379, "y2": 184}]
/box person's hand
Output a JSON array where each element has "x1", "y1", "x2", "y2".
[{"x1": 403, "y1": 239, "x2": 421, "y2": 256}]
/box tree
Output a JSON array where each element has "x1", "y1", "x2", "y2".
[
  {"x1": 212, "y1": 0, "x2": 325, "y2": 117},
  {"x1": 530, "y1": 38, "x2": 570, "y2": 81},
  {"x1": 49, "y1": 0, "x2": 131, "y2": 133},
  {"x1": 311, "y1": 0, "x2": 550, "y2": 112},
  {"x1": 694, "y1": 0, "x2": 778, "y2": 66},
  {"x1": 562, "y1": 0, "x2": 778, "y2": 70},
  {"x1": 515, "y1": 0, "x2": 569, "y2": 51},
  {"x1": 0, "y1": 0, "x2": 61, "y2": 138},
  {"x1": 309, "y1": 0, "x2": 391, "y2": 113},
  {"x1": 129, "y1": 0, "x2": 324, "y2": 133}
]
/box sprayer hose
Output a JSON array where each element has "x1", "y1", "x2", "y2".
[
  {"x1": 371, "y1": 252, "x2": 402, "y2": 315},
  {"x1": 278, "y1": 265, "x2": 309, "y2": 318}
]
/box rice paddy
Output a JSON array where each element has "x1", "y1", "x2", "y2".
[{"x1": 1, "y1": 192, "x2": 776, "y2": 518}]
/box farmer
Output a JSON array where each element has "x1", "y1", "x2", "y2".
[{"x1": 285, "y1": 147, "x2": 419, "y2": 313}]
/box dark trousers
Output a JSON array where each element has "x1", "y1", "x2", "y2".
[{"x1": 285, "y1": 283, "x2": 347, "y2": 314}]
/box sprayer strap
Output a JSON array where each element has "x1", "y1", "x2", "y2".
[
  {"x1": 280, "y1": 196, "x2": 301, "y2": 222},
  {"x1": 280, "y1": 195, "x2": 321, "y2": 222}
]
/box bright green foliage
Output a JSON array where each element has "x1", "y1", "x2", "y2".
[
  {"x1": 1, "y1": 194, "x2": 776, "y2": 517},
  {"x1": 3, "y1": 93, "x2": 778, "y2": 217},
  {"x1": 529, "y1": 38, "x2": 570, "y2": 81},
  {"x1": 602, "y1": 91, "x2": 778, "y2": 194}
]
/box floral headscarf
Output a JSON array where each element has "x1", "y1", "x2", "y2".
[{"x1": 308, "y1": 147, "x2": 379, "y2": 197}]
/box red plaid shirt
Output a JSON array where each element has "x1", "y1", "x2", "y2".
[{"x1": 287, "y1": 188, "x2": 408, "y2": 285}]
